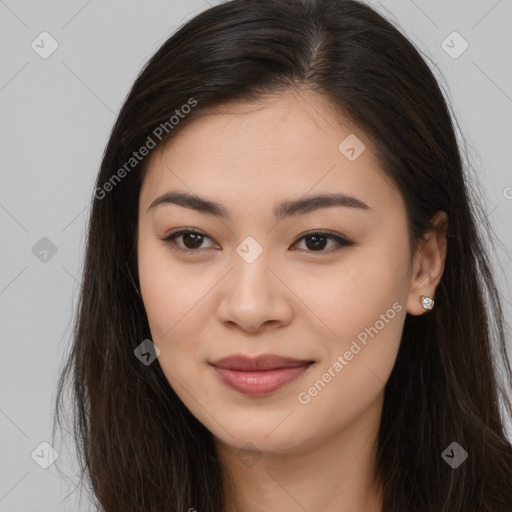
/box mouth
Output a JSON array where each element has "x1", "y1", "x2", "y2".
[{"x1": 209, "y1": 354, "x2": 315, "y2": 395}]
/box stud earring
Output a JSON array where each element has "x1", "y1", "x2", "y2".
[{"x1": 420, "y1": 295, "x2": 435, "y2": 310}]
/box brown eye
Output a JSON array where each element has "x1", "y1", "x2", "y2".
[
  {"x1": 180, "y1": 232, "x2": 204, "y2": 249},
  {"x1": 162, "y1": 229, "x2": 217, "y2": 253},
  {"x1": 292, "y1": 232, "x2": 354, "y2": 253}
]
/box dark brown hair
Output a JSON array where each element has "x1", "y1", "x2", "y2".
[{"x1": 53, "y1": 0, "x2": 512, "y2": 510}]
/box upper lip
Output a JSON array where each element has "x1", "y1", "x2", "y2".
[{"x1": 210, "y1": 354, "x2": 314, "y2": 371}]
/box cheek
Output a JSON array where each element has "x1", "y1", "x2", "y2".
[
  {"x1": 138, "y1": 231, "x2": 197, "y2": 332},
  {"x1": 137, "y1": 236, "x2": 218, "y2": 387},
  {"x1": 138, "y1": 259, "x2": 199, "y2": 390},
  {"x1": 291, "y1": 265, "x2": 407, "y2": 438},
  {"x1": 290, "y1": 244, "x2": 409, "y2": 341},
  {"x1": 292, "y1": 241, "x2": 409, "y2": 395}
]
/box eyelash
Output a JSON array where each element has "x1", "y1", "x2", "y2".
[{"x1": 161, "y1": 229, "x2": 354, "y2": 255}]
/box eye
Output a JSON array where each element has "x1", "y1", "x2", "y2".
[
  {"x1": 291, "y1": 231, "x2": 354, "y2": 253},
  {"x1": 161, "y1": 229, "x2": 217, "y2": 253}
]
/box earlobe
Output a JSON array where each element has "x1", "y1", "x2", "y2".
[{"x1": 406, "y1": 211, "x2": 448, "y2": 316}]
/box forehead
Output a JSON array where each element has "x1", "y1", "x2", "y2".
[{"x1": 140, "y1": 89, "x2": 400, "y2": 217}]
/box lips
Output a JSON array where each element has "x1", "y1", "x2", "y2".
[
  {"x1": 210, "y1": 354, "x2": 314, "y2": 395},
  {"x1": 210, "y1": 354, "x2": 314, "y2": 371}
]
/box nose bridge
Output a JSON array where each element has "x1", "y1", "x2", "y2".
[
  {"x1": 217, "y1": 240, "x2": 292, "y2": 332},
  {"x1": 231, "y1": 243, "x2": 275, "y2": 308}
]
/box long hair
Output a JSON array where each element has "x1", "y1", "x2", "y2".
[{"x1": 53, "y1": 0, "x2": 512, "y2": 510}]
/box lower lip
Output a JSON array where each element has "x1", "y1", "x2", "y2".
[{"x1": 212, "y1": 363, "x2": 313, "y2": 395}]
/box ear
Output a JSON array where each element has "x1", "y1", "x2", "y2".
[{"x1": 406, "y1": 210, "x2": 449, "y2": 316}]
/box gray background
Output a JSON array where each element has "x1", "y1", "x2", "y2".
[{"x1": 0, "y1": 0, "x2": 511, "y2": 510}]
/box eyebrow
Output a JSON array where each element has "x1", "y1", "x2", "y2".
[{"x1": 147, "y1": 190, "x2": 370, "y2": 220}]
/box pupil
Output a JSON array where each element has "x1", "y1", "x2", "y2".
[
  {"x1": 184, "y1": 233, "x2": 203, "y2": 249},
  {"x1": 306, "y1": 235, "x2": 327, "y2": 251}
]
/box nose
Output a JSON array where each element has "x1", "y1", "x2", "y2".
[{"x1": 216, "y1": 252, "x2": 294, "y2": 334}]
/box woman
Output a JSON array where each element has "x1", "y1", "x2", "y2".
[{"x1": 53, "y1": 0, "x2": 512, "y2": 510}]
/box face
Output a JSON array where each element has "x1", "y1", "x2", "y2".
[{"x1": 137, "y1": 89, "x2": 417, "y2": 455}]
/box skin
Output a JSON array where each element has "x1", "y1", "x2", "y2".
[{"x1": 137, "y1": 88, "x2": 448, "y2": 512}]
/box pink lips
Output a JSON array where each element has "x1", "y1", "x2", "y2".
[{"x1": 210, "y1": 354, "x2": 314, "y2": 395}]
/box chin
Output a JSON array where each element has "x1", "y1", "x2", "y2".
[{"x1": 210, "y1": 418, "x2": 312, "y2": 455}]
